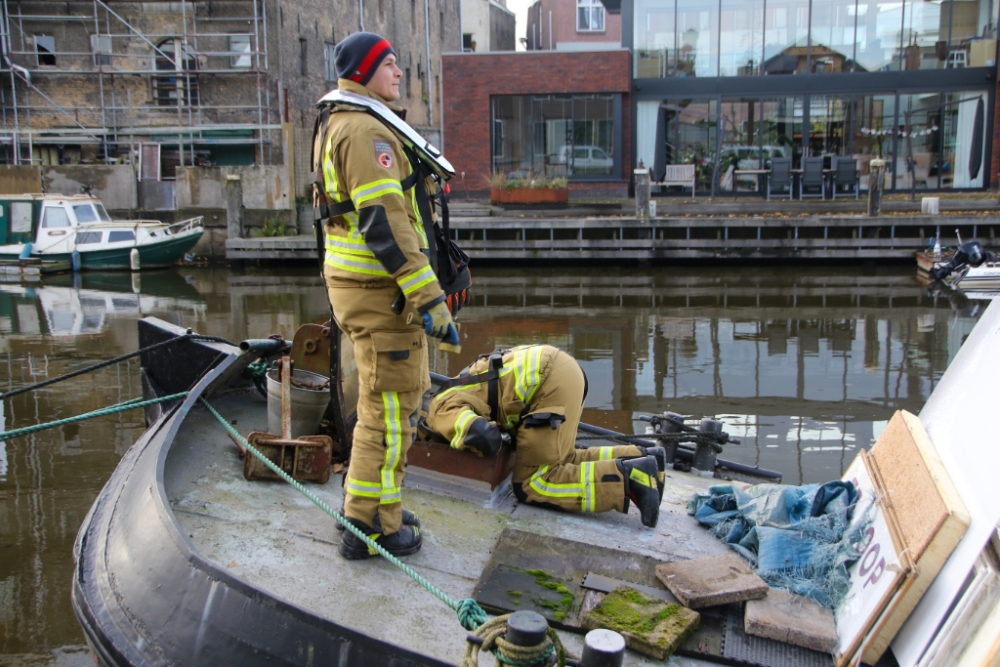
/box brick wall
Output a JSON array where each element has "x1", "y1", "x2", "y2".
[
  {"x1": 442, "y1": 50, "x2": 631, "y2": 198},
  {"x1": 526, "y1": 0, "x2": 621, "y2": 51}
]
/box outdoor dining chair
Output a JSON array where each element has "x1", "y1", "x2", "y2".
[
  {"x1": 832, "y1": 157, "x2": 860, "y2": 199},
  {"x1": 767, "y1": 158, "x2": 793, "y2": 200},
  {"x1": 799, "y1": 157, "x2": 826, "y2": 199}
]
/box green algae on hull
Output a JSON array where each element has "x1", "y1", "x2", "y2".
[
  {"x1": 582, "y1": 586, "x2": 700, "y2": 661},
  {"x1": 523, "y1": 568, "x2": 575, "y2": 622}
]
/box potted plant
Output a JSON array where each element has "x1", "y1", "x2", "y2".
[{"x1": 489, "y1": 171, "x2": 569, "y2": 205}]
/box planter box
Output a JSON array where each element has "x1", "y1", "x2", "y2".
[{"x1": 490, "y1": 186, "x2": 568, "y2": 205}]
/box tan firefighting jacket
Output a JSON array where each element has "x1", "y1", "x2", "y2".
[
  {"x1": 320, "y1": 79, "x2": 444, "y2": 311},
  {"x1": 426, "y1": 345, "x2": 571, "y2": 453}
]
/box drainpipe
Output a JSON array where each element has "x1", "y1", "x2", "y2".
[
  {"x1": 358, "y1": 0, "x2": 364, "y2": 31},
  {"x1": 424, "y1": 0, "x2": 433, "y2": 125}
]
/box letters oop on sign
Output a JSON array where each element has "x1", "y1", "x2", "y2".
[{"x1": 833, "y1": 410, "x2": 970, "y2": 667}]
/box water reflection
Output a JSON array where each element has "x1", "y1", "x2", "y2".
[{"x1": 0, "y1": 264, "x2": 987, "y2": 657}]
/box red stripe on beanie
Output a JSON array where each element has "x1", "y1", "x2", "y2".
[{"x1": 349, "y1": 38, "x2": 392, "y2": 83}]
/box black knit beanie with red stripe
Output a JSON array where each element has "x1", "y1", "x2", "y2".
[{"x1": 334, "y1": 32, "x2": 395, "y2": 86}]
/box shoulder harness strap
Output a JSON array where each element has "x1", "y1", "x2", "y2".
[{"x1": 438, "y1": 351, "x2": 504, "y2": 422}]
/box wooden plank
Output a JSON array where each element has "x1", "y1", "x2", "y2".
[{"x1": 859, "y1": 411, "x2": 971, "y2": 664}]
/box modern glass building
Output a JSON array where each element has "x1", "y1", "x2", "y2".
[{"x1": 624, "y1": 0, "x2": 998, "y2": 192}]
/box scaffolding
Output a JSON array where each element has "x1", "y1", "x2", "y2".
[{"x1": 0, "y1": 0, "x2": 282, "y2": 172}]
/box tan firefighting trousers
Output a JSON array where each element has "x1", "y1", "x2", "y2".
[
  {"x1": 327, "y1": 282, "x2": 429, "y2": 535},
  {"x1": 512, "y1": 349, "x2": 642, "y2": 513}
]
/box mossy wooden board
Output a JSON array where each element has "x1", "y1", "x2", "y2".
[{"x1": 581, "y1": 586, "x2": 700, "y2": 660}]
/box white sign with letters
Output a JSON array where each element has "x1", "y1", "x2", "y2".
[{"x1": 834, "y1": 453, "x2": 907, "y2": 665}]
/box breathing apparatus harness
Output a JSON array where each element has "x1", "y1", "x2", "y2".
[{"x1": 310, "y1": 90, "x2": 471, "y2": 314}]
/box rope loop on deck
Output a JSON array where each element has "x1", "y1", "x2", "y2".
[
  {"x1": 0, "y1": 333, "x2": 233, "y2": 401},
  {"x1": 0, "y1": 392, "x2": 189, "y2": 441},
  {"x1": 198, "y1": 397, "x2": 492, "y2": 633},
  {"x1": 460, "y1": 614, "x2": 565, "y2": 667},
  {"x1": 244, "y1": 360, "x2": 270, "y2": 398}
]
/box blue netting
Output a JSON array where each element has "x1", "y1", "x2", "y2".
[{"x1": 689, "y1": 481, "x2": 870, "y2": 609}]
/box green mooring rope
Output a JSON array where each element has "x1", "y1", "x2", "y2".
[
  {"x1": 198, "y1": 397, "x2": 490, "y2": 632},
  {"x1": 0, "y1": 392, "x2": 190, "y2": 441}
]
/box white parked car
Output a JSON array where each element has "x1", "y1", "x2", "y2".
[{"x1": 556, "y1": 145, "x2": 613, "y2": 174}]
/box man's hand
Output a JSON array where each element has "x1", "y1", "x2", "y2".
[{"x1": 421, "y1": 301, "x2": 459, "y2": 344}]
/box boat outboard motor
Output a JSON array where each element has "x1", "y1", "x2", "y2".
[{"x1": 930, "y1": 241, "x2": 998, "y2": 282}]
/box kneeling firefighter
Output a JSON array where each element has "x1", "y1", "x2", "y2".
[
  {"x1": 311, "y1": 32, "x2": 470, "y2": 560},
  {"x1": 424, "y1": 344, "x2": 665, "y2": 527}
]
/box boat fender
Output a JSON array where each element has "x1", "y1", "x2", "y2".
[
  {"x1": 130, "y1": 248, "x2": 141, "y2": 271},
  {"x1": 71, "y1": 250, "x2": 82, "y2": 272},
  {"x1": 19, "y1": 243, "x2": 32, "y2": 259}
]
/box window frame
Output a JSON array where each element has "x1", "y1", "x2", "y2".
[
  {"x1": 41, "y1": 206, "x2": 70, "y2": 229},
  {"x1": 91, "y1": 34, "x2": 111, "y2": 67},
  {"x1": 324, "y1": 42, "x2": 337, "y2": 81},
  {"x1": 577, "y1": 0, "x2": 605, "y2": 33},
  {"x1": 35, "y1": 34, "x2": 56, "y2": 67},
  {"x1": 229, "y1": 34, "x2": 252, "y2": 68}
]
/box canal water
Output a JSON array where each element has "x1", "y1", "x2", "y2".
[{"x1": 0, "y1": 264, "x2": 988, "y2": 659}]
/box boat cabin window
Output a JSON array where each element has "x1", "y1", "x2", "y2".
[
  {"x1": 41, "y1": 206, "x2": 71, "y2": 228},
  {"x1": 76, "y1": 231, "x2": 103, "y2": 244},
  {"x1": 94, "y1": 202, "x2": 112, "y2": 222},
  {"x1": 108, "y1": 230, "x2": 135, "y2": 243},
  {"x1": 73, "y1": 204, "x2": 98, "y2": 223}
]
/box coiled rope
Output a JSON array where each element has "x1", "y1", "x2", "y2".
[
  {"x1": 0, "y1": 392, "x2": 189, "y2": 441},
  {"x1": 0, "y1": 333, "x2": 233, "y2": 401},
  {"x1": 198, "y1": 397, "x2": 490, "y2": 632},
  {"x1": 460, "y1": 614, "x2": 566, "y2": 667}
]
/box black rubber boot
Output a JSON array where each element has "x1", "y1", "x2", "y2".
[
  {"x1": 338, "y1": 517, "x2": 423, "y2": 560},
  {"x1": 336, "y1": 507, "x2": 419, "y2": 531},
  {"x1": 618, "y1": 456, "x2": 660, "y2": 528},
  {"x1": 639, "y1": 446, "x2": 667, "y2": 501}
]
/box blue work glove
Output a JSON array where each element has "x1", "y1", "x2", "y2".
[{"x1": 421, "y1": 300, "x2": 459, "y2": 345}]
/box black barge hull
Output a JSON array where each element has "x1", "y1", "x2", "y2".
[{"x1": 70, "y1": 318, "x2": 450, "y2": 667}]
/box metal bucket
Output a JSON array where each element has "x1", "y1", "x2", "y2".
[{"x1": 266, "y1": 369, "x2": 331, "y2": 438}]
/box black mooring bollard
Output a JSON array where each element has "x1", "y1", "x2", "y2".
[
  {"x1": 580, "y1": 628, "x2": 626, "y2": 667},
  {"x1": 506, "y1": 610, "x2": 549, "y2": 650},
  {"x1": 692, "y1": 418, "x2": 723, "y2": 475}
]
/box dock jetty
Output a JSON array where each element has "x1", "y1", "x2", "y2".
[{"x1": 225, "y1": 199, "x2": 999, "y2": 263}]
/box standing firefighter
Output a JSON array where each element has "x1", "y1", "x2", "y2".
[
  {"x1": 424, "y1": 345, "x2": 666, "y2": 527},
  {"x1": 315, "y1": 32, "x2": 460, "y2": 560}
]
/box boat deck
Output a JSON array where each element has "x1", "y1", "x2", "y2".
[{"x1": 164, "y1": 387, "x2": 731, "y2": 666}]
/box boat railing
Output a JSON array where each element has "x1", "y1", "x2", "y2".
[{"x1": 164, "y1": 217, "x2": 205, "y2": 237}]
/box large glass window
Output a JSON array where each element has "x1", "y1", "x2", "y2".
[
  {"x1": 634, "y1": 0, "x2": 678, "y2": 77},
  {"x1": 644, "y1": 99, "x2": 720, "y2": 191},
  {"x1": 810, "y1": 0, "x2": 859, "y2": 72},
  {"x1": 720, "y1": 0, "x2": 765, "y2": 76},
  {"x1": 677, "y1": 0, "x2": 718, "y2": 76},
  {"x1": 764, "y1": 0, "x2": 811, "y2": 73},
  {"x1": 634, "y1": 0, "x2": 997, "y2": 78},
  {"x1": 491, "y1": 95, "x2": 617, "y2": 179},
  {"x1": 945, "y1": 90, "x2": 987, "y2": 188}
]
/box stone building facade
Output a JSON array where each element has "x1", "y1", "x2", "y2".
[{"x1": 1, "y1": 0, "x2": 459, "y2": 202}]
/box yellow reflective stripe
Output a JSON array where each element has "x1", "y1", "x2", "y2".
[
  {"x1": 514, "y1": 346, "x2": 543, "y2": 404},
  {"x1": 529, "y1": 465, "x2": 583, "y2": 498},
  {"x1": 451, "y1": 410, "x2": 479, "y2": 449},
  {"x1": 323, "y1": 136, "x2": 340, "y2": 204},
  {"x1": 325, "y1": 233, "x2": 373, "y2": 257},
  {"x1": 599, "y1": 447, "x2": 614, "y2": 461},
  {"x1": 581, "y1": 462, "x2": 596, "y2": 512},
  {"x1": 629, "y1": 467, "x2": 655, "y2": 489},
  {"x1": 399, "y1": 266, "x2": 436, "y2": 295},
  {"x1": 345, "y1": 477, "x2": 382, "y2": 498},
  {"x1": 325, "y1": 253, "x2": 391, "y2": 277},
  {"x1": 381, "y1": 392, "x2": 403, "y2": 503},
  {"x1": 352, "y1": 179, "x2": 403, "y2": 207},
  {"x1": 367, "y1": 534, "x2": 382, "y2": 555}
]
